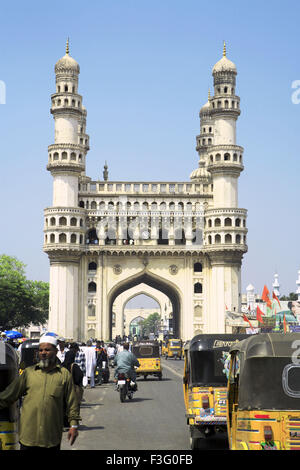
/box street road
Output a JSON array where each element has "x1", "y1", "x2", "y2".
[{"x1": 61, "y1": 357, "x2": 228, "y2": 451}]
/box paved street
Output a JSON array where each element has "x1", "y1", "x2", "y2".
[{"x1": 61, "y1": 357, "x2": 228, "y2": 451}]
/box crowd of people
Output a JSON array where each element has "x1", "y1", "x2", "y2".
[{"x1": 0, "y1": 332, "x2": 142, "y2": 450}]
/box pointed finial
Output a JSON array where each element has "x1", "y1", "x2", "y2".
[
  {"x1": 66, "y1": 37, "x2": 70, "y2": 55},
  {"x1": 223, "y1": 41, "x2": 226, "y2": 57},
  {"x1": 103, "y1": 161, "x2": 108, "y2": 181}
]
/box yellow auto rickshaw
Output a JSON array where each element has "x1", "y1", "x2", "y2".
[
  {"x1": 0, "y1": 342, "x2": 19, "y2": 450},
  {"x1": 227, "y1": 332, "x2": 300, "y2": 451},
  {"x1": 165, "y1": 338, "x2": 182, "y2": 360},
  {"x1": 183, "y1": 334, "x2": 247, "y2": 450},
  {"x1": 161, "y1": 340, "x2": 168, "y2": 356},
  {"x1": 132, "y1": 340, "x2": 162, "y2": 380}
]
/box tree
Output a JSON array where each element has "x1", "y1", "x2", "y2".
[
  {"x1": 140, "y1": 312, "x2": 161, "y2": 337},
  {"x1": 280, "y1": 293, "x2": 298, "y2": 301},
  {"x1": 0, "y1": 255, "x2": 49, "y2": 330}
]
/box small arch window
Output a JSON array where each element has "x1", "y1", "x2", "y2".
[
  {"x1": 194, "y1": 262, "x2": 202, "y2": 273},
  {"x1": 88, "y1": 282, "x2": 97, "y2": 293},
  {"x1": 70, "y1": 234, "x2": 77, "y2": 243},
  {"x1": 214, "y1": 218, "x2": 221, "y2": 227},
  {"x1": 59, "y1": 233, "x2": 67, "y2": 243},
  {"x1": 225, "y1": 217, "x2": 232, "y2": 227},
  {"x1": 194, "y1": 282, "x2": 203, "y2": 294},
  {"x1": 215, "y1": 234, "x2": 221, "y2": 244},
  {"x1": 225, "y1": 234, "x2": 232, "y2": 243},
  {"x1": 59, "y1": 217, "x2": 67, "y2": 226},
  {"x1": 88, "y1": 262, "x2": 97, "y2": 271},
  {"x1": 70, "y1": 217, "x2": 77, "y2": 226}
]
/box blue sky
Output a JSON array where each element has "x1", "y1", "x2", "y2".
[{"x1": 0, "y1": 0, "x2": 300, "y2": 299}]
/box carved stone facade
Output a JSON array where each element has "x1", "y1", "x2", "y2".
[{"x1": 44, "y1": 42, "x2": 248, "y2": 341}]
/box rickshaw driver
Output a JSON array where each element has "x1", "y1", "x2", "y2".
[{"x1": 114, "y1": 343, "x2": 140, "y2": 390}]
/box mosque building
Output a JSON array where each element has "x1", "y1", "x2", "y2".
[{"x1": 43, "y1": 41, "x2": 248, "y2": 341}]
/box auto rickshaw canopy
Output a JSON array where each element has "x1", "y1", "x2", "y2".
[
  {"x1": 229, "y1": 333, "x2": 300, "y2": 410},
  {"x1": 132, "y1": 340, "x2": 160, "y2": 358},
  {"x1": 186, "y1": 334, "x2": 248, "y2": 387}
]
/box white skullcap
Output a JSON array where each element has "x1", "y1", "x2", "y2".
[{"x1": 39, "y1": 335, "x2": 58, "y2": 347}]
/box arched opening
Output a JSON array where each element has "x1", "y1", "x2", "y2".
[
  {"x1": 86, "y1": 228, "x2": 99, "y2": 245},
  {"x1": 88, "y1": 282, "x2": 97, "y2": 293},
  {"x1": 88, "y1": 262, "x2": 97, "y2": 271},
  {"x1": 194, "y1": 262, "x2": 202, "y2": 273},
  {"x1": 108, "y1": 272, "x2": 181, "y2": 340},
  {"x1": 225, "y1": 234, "x2": 232, "y2": 244},
  {"x1": 194, "y1": 282, "x2": 203, "y2": 294},
  {"x1": 225, "y1": 217, "x2": 232, "y2": 227}
]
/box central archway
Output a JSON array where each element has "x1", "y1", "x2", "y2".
[{"x1": 107, "y1": 270, "x2": 182, "y2": 340}]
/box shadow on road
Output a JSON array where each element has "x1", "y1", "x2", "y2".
[
  {"x1": 81, "y1": 403, "x2": 104, "y2": 408},
  {"x1": 79, "y1": 425, "x2": 105, "y2": 431}
]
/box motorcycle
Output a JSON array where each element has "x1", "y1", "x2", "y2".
[
  {"x1": 108, "y1": 357, "x2": 115, "y2": 368},
  {"x1": 117, "y1": 372, "x2": 137, "y2": 402}
]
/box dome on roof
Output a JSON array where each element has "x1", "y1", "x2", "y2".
[
  {"x1": 200, "y1": 100, "x2": 211, "y2": 114},
  {"x1": 55, "y1": 53, "x2": 80, "y2": 74},
  {"x1": 212, "y1": 42, "x2": 237, "y2": 75},
  {"x1": 212, "y1": 56, "x2": 237, "y2": 74},
  {"x1": 190, "y1": 164, "x2": 210, "y2": 181},
  {"x1": 55, "y1": 40, "x2": 80, "y2": 74}
]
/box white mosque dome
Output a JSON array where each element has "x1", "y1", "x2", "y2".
[
  {"x1": 212, "y1": 43, "x2": 237, "y2": 75},
  {"x1": 55, "y1": 40, "x2": 80, "y2": 74}
]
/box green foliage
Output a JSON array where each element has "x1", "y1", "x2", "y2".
[
  {"x1": 139, "y1": 312, "x2": 161, "y2": 337},
  {"x1": 0, "y1": 255, "x2": 49, "y2": 330},
  {"x1": 280, "y1": 293, "x2": 298, "y2": 301}
]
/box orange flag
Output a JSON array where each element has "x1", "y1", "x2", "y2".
[
  {"x1": 243, "y1": 314, "x2": 254, "y2": 330},
  {"x1": 256, "y1": 305, "x2": 264, "y2": 323},
  {"x1": 272, "y1": 291, "x2": 281, "y2": 308},
  {"x1": 283, "y1": 314, "x2": 287, "y2": 333},
  {"x1": 262, "y1": 285, "x2": 272, "y2": 308}
]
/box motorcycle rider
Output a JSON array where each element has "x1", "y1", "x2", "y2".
[
  {"x1": 107, "y1": 343, "x2": 116, "y2": 367},
  {"x1": 114, "y1": 343, "x2": 140, "y2": 391}
]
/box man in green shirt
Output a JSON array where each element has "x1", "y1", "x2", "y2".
[{"x1": 0, "y1": 334, "x2": 81, "y2": 450}]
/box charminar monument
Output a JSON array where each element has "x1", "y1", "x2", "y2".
[{"x1": 44, "y1": 41, "x2": 248, "y2": 341}]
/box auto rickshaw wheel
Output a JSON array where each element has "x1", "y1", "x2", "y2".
[
  {"x1": 143, "y1": 375, "x2": 147, "y2": 380},
  {"x1": 158, "y1": 374, "x2": 162, "y2": 381}
]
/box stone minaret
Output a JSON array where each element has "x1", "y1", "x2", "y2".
[
  {"x1": 204, "y1": 43, "x2": 248, "y2": 332},
  {"x1": 44, "y1": 40, "x2": 89, "y2": 340}
]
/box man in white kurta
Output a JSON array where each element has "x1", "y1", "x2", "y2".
[{"x1": 82, "y1": 342, "x2": 96, "y2": 388}]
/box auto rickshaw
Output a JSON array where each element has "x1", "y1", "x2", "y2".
[
  {"x1": 18, "y1": 339, "x2": 40, "y2": 374},
  {"x1": 227, "y1": 332, "x2": 300, "y2": 451},
  {"x1": 183, "y1": 333, "x2": 248, "y2": 449},
  {"x1": 132, "y1": 340, "x2": 162, "y2": 380},
  {"x1": 161, "y1": 340, "x2": 168, "y2": 356},
  {"x1": 0, "y1": 342, "x2": 19, "y2": 450},
  {"x1": 165, "y1": 338, "x2": 182, "y2": 360}
]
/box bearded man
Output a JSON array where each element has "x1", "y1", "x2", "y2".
[{"x1": 0, "y1": 334, "x2": 80, "y2": 450}]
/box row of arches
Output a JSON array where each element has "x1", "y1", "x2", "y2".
[
  {"x1": 56, "y1": 84, "x2": 77, "y2": 94},
  {"x1": 45, "y1": 233, "x2": 83, "y2": 244},
  {"x1": 209, "y1": 152, "x2": 242, "y2": 164},
  {"x1": 211, "y1": 98, "x2": 239, "y2": 110},
  {"x1": 206, "y1": 217, "x2": 246, "y2": 228},
  {"x1": 52, "y1": 96, "x2": 81, "y2": 109},
  {"x1": 45, "y1": 216, "x2": 84, "y2": 227},
  {"x1": 207, "y1": 233, "x2": 246, "y2": 245},
  {"x1": 215, "y1": 86, "x2": 235, "y2": 95},
  {"x1": 79, "y1": 200, "x2": 203, "y2": 212},
  {"x1": 48, "y1": 150, "x2": 84, "y2": 163}
]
